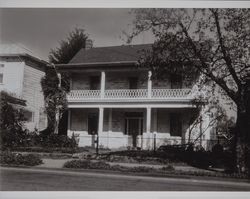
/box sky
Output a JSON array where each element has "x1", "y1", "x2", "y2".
[{"x1": 0, "y1": 8, "x2": 154, "y2": 61}]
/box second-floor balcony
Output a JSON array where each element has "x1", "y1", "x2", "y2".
[{"x1": 67, "y1": 88, "x2": 193, "y2": 102}]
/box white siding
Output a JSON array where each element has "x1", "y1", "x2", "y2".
[
  {"x1": 0, "y1": 61, "x2": 24, "y2": 97},
  {"x1": 22, "y1": 64, "x2": 46, "y2": 131}
]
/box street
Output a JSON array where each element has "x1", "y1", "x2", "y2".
[{"x1": 0, "y1": 167, "x2": 250, "y2": 191}]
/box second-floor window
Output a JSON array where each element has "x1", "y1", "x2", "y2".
[
  {"x1": 129, "y1": 77, "x2": 138, "y2": 89},
  {"x1": 170, "y1": 74, "x2": 182, "y2": 89},
  {"x1": 89, "y1": 76, "x2": 100, "y2": 90}
]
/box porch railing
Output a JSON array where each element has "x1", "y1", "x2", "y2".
[
  {"x1": 105, "y1": 89, "x2": 148, "y2": 99},
  {"x1": 69, "y1": 90, "x2": 101, "y2": 99},
  {"x1": 152, "y1": 89, "x2": 191, "y2": 99},
  {"x1": 68, "y1": 89, "x2": 192, "y2": 101}
]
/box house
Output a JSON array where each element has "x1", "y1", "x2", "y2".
[
  {"x1": 56, "y1": 42, "x2": 213, "y2": 150},
  {"x1": 0, "y1": 44, "x2": 48, "y2": 131}
]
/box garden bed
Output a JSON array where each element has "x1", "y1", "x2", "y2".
[
  {"x1": 63, "y1": 159, "x2": 249, "y2": 180},
  {"x1": 0, "y1": 151, "x2": 43, "y2": 166}
]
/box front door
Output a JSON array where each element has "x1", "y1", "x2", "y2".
[
  {"x1": 88, "y1": 113, "x2": 98, "y2": 147},
  {"x1": 128, "y1": 119, "x2": 140, "y2": 147}
]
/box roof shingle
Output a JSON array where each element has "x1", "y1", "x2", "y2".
[{"x1": 69, "y1": 44, "x2": 152, "y2": 64}]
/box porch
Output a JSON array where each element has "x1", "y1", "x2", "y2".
[
  {"x1": 67, "y1": 107, "x2": 205, "y2": 150},
  {"x1": 67, "y1": 70, "x2": 196, "y2": 103},
  {"x1": 68, "y1": 88, "x2": 192, "y2": 102}
]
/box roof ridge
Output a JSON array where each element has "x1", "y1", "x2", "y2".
[{"x1": 87, "y1": 43, "x2": 152, "y2": 49}]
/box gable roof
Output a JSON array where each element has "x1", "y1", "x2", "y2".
[
  {"x1": 69, "y1": 44, "x2": 152, "y2": 64},
  {"x1": 0, "y1": 44, "x2": 48, "y2": 68}
]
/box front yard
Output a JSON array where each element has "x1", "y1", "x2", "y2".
[{"x1": 1, "y1": 148, "x2": 248, "y2": 180}]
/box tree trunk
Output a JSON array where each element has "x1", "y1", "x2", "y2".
[
  {"x1": 232, "y1": 74, "x2": 250, "y2": 174},
  {"x1": 233, "y1": 110, "x2": 249, "y2": 173}
]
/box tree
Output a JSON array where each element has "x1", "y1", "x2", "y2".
[
  {"x1": 41, "y1": 28, "x2": 88, "y2": 135},
  {"x1": 129, "y1": 8, "x2": 250, "y2": 172}
]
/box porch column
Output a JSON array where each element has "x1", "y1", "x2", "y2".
[
  {"x1": 146, "y1": 107, "x2": 151, "y2": 133},
  {"x1": 100, "y1": 71, "x2": 106, "y2": 98},
  {"x1": 98, "y1": 107, "x2": 104, "y2": 134},
  {"x1": 147, "y1": 71, "x2": 152, "y2": 98}
]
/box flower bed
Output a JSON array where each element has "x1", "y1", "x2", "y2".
[
  {"x1": 0, "y1": 151, "x2": 43, "y2": 166},
  {"x1": 63, "y1": 159, "x2": 249, "y2": 179}
]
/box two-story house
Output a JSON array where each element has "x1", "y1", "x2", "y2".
[
  {"x1": 0, "y1": 44, "x2": 47, "y2": 131},
  {"x1": 57, "y1": 42, "x2": 212, "y2": 150}
]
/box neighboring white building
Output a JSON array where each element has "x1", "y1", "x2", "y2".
[
  {"x1": 0, "y1": 44, "x2": 48, "y2": 131},
  {"x1": 57, "y1": 43, "x2": 213, "y2": 150}
]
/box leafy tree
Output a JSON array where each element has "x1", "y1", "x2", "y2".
[
  {"x1": 129, "y1": 8, "x2": 250, "y2": 172},
  {"x1": 41, "y1": 28, "x2": 88, "y2": 135}
]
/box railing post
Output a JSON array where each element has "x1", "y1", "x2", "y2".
[
  {"x1": 148, "y1": 71, "x2": 152, "y2": 98},
  {"x1": 100, "y1": 71, "x2": 105, "y2": 98}
]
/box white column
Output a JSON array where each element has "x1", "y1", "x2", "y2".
[
  {"x1": 148, "y1": 71, "x2": 152, "y2": 98},
  {"x1": 100, "y1": 71, "x2": 106, "y2": 98},
  {"x1": 146, "y1": 107, "x2": 151, "y2": 133},
  {"x1": 98, "y1": 107, "x2": 104, "y2": 135}
]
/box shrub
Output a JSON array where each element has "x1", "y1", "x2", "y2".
[
  {"x1": 41, "y1": 134, "x2": 78, "y2": 148},
  {"x1": 0, "y1": 152, "x2": 43, "y2": 166},
  {"x1": 64, "y1": 160, "x2": 110, "y2": 169},
  {"x1": 162, "y1": 165, "x2": 175, "y2": 171}
]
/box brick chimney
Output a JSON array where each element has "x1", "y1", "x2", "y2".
[{"x1": 85, "y1": 39, "x2": 93, "y2": 50}]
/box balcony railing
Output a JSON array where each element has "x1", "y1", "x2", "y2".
[{"x1": 68, "y1": 89, "x2": 192, "y2": 101}]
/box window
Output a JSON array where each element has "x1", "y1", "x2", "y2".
[
  {"x1": 170, "y1": 113, "x2": 182, "y2": 136},
  {"x1": 89, "y1": 76, "x2": 100, "y2": 90},
  {"x1": 0, "y1": 73, "x2": 3, "y2": 84},
  {"x1": 23, "y1": 110, "x2": 34, "y2": 122},
  {"x1": 0, "y1": 63, "x2": 4, "y2": 84},
  {"x1": 170, "y1": 74, "x2": 182, "y2": 89},
  {"x1": 129, "y1": 77, "x2": 138, "y2": 89}
]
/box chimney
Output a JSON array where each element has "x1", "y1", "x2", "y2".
[{"x1": 85, "y1": 39, "x2": 93, "y2": 50}]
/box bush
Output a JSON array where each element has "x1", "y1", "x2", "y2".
[
  {"x1": 64, "y1": 160, "x2": 110, "y2": 169},
  {"x1": 162, "y1": 165, "x2": 175, "y2": 171},
  {"x1": 41, "y1": 134, "x2": 78, "y2": 148},
  {"x1": 0, "y1": 152, "x2": 43, "y2": 166}
]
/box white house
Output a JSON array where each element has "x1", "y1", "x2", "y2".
[
  {"x1": 0, "y1": 44, "x2": 47, "y2": 131},
  {"x1": 57, "y1": 42, "x2": 213, "y2": 150}
]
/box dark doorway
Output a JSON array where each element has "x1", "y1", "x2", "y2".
[
  {"x1": 125, "y1": 112, "x2": 143, "y2": 148},
  {"x1": 90, "y1": 76, "x2": 100, "y2": 90},
  {"x1": 88, "y1": 113, "x2": 98, "y2": 147},
  {"x1": 88, "y1": 113, "x2": 98, "y2": 135},
  {"x1": 128, "y1": 119, "x2": 140, "y2": 147}
]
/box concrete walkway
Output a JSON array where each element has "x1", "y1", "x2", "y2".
[{"x1": 36, "y1": 158, "x2": 73, "y2": 169}]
